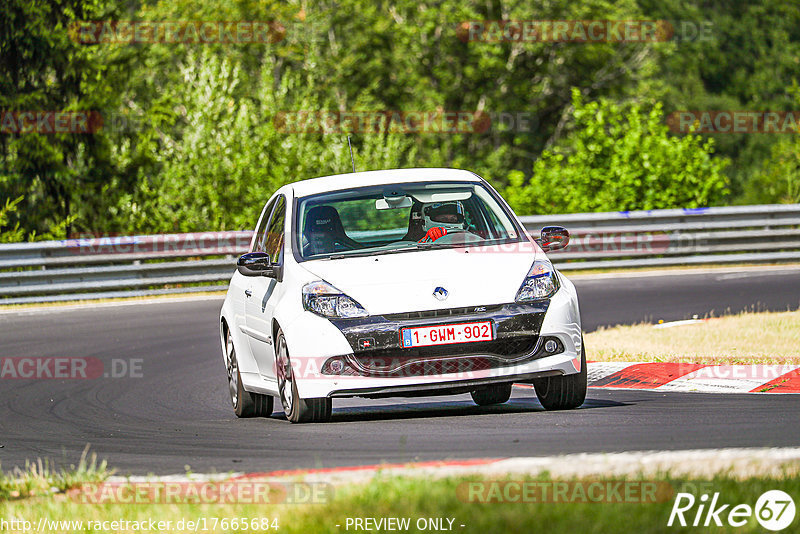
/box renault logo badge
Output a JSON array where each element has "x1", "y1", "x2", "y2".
[{"x1": 433, "y1": 287, "x2": 448, "y2": 301}]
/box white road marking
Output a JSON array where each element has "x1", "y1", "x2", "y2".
[
  {"x1": 0, "y1": 294, "x2": 224, "y2": 317},
  {"x1": 653, "y1": 319, "x2": 706, "y2": 329}
]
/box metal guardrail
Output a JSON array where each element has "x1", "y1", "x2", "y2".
[
  {"x1": 1, "y1": 204, "x2": 799, "y2": 304},
  {"x1": 520, "y1": 203, "x2": 800, "y2": 270},
  {"x1": 0, "y1": 232, "x2": 252, "y2": 304}
]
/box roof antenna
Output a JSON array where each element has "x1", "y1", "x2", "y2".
[{"x1": 347, "y1": 135, "x2": 356, "y2": 173}]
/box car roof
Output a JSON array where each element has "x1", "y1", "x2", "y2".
[{"x1": 289, "y1": 168, "x2": 482, "y2": 198}]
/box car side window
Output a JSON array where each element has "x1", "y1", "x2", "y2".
[
  {"x1": 252, "y1": 199, "x2": 276, "y2": 253},
  {"x1": 264, "y1": 196, "x2": 286, "y2": 264}
]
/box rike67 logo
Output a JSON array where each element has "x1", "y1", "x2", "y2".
[{"x1": 668, "y1": 490, "x2": 796, "y2": 531}]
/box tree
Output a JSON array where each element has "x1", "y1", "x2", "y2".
[
  {"x1": 109, "y1": 51, "x2": 420, "y2": 233},
  {"x1": 0, "y1": 0, "x2": 134, "y2": 238},
  {"x1": 742, "y1": 137, "x2": 800, "y2": 205},
  {"x1": 638, "y1": 0, "x2": 800, "y2": 200},
  {"x1": 504, "y1": 89, "x2": 729, "y2": 214}
]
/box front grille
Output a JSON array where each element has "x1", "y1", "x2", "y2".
[
  {"x1": 350, "y1": 356, "x2": 495, "y2": 377},
  {"x1": 384, "y1": 305, "x2": 503, "y2": 321},
  {"x1": 383, "y1": 336, "x2": 539, "y2": 360},
  {"x1": 321, "y1": 336, "x2": 564, "y2": 378},
  {"x1": 348, "y1": 335, "x2": 538, "y2": 376}
]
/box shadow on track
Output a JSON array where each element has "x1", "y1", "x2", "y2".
[{"x1": 265, "y1": 396, "x2": 629, "y2": 424}]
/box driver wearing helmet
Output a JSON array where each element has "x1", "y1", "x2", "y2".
[{"x1": 418, "y1": 201, "x2": 466, "y2": 243}]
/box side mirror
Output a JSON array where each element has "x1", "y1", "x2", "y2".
[
  {"x1": 237, "y1": 252, "x2": 272, "y2": 277},
  {"x1": 539, "y1": 226, "x2": 569, "y2": 252}
]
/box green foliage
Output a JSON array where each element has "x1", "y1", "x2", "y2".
[
  {"x1": 741, "y1": 86, "x2": 800, "y2": 205},
  {"x1": 2, "y1": 0, "x2": 799, "y2": 241},
  {"x1": 504, "y1": 89, "x2": 729, "y2": 214},
  {"x1": 0, "y1": 0, "x2": 135, "y2": 238},
  {"x1": 0, "y1": 446, "x2": 108, "y2": 500},
  {"x1": 640, "y1": 0, "x2": 800, "y2": 200},
  {"x1": 742, "y1": 138, "x2": 800, "y2": 205},
  {"x1": 0, "y1": 195, "x2": 77, "y2": 242},
  {"x1": 107, "y1": 50, "x2": 419, "y2": 233},
  {"x1": 0, "y1": 197, "x2": 24, "y2": 243}
]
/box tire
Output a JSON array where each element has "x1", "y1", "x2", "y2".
[
  {"x1": 225, "y1": 328, "x2": 274, "y2": 418},
  {"x1": 470, "y1": 383, "x2": 513, "y2": 406},
  {"x1": 532, "y1": 337, "x2": 587, "y2": 411},
  {"x1": 275, "y1": 330, "x2": 332, "y2": 423}
]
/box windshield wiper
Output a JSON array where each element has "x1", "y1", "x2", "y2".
[
  {"x1": 414, "y1": 241, "x2": 453, "y2": 250},
  {"x1": 317, "y1": 241, "x2": 455, "y2": 260},
  {"x1": 323, "y1": 248, "x2": 406, "y2": 259}
]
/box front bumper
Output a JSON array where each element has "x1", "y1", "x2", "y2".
[
  {"x1": 324, "y1": 302, "x2": 557, "y2": 377},
  {"x1": 281, "y1": 292, "x2": 582, "y2": 399}
]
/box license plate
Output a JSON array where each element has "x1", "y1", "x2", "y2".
[{"x1": 401, "y1": 321, "x2": 493, "y2": 348}]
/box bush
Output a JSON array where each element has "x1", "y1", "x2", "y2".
[
  {"x1": 111, "y1": 52, "x2": 419, "y2": 233},
  {"x1": 504, "y1": 89, "x2": 729, "y2": 215}
]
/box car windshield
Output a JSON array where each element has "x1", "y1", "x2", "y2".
[{"x1": 295, "y1": 181, "x2": 523, "y2": 260}]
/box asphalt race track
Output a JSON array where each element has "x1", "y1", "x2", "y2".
[{"x1": 1, "y1": 267, "x2": 799, "y2": 475}]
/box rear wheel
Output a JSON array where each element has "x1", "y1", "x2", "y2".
[
  {"x1": 532, "y1": 337, "x2": 587, "y2": 410},
  {"x1": 276, "y1": 330, "x2": 332, "y2": 423},
  {"x1": 470, "y1": 383, "x2": 513, "y2": 406},
  {"x1": 225, "y1": 328, "x2": 274, "y2": 418}
]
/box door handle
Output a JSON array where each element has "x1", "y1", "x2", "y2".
[{"x1": 244, "y1": 289, "x2": 253, "y2": 298}]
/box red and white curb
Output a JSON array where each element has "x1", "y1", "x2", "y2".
[{"x1": 584, "y1": 362, "x2": 800, "y2": 393}]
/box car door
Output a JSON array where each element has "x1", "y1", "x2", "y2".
[
  {"x1": 244, "y1": 195, "x2": 286, "y2": 380},
  {"x1": 229, "y1": 198, "x2": 275, "y2": 355}
]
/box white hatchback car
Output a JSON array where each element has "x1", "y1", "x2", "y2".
[{"x1": 219, "y1": 168, "x2": 585, "y2": 423}]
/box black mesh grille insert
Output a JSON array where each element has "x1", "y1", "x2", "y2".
[
  {"x1": 369, "y1": 335, "x2": 538, "y2": 360},
  {"x1": 324, "y1": 336, "x2": 565, "y2": 377},
  {"x1": 349, "y1": 335, "x2": 539, "y2": 374},
  {"x1": 384, "y1": 305, "x2": 504, "y2": 321}
]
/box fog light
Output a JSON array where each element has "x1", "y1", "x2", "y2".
[
  {"x1": 329, "y1": 359, "x2": 345, "y2": 374},
  {"x1": 544, "y1": 339, "x2": 558, "y2": 353}
]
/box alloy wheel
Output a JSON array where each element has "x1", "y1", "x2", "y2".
[{"x1": 276, "y1": 336, "x2": 294, "y2": 414}]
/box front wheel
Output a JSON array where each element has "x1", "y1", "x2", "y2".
[
  {"x1": 225, "y1": 328, "x2": 273, "y2": 418},
  {"x1": 532, "y1": 337, "x2": 587, "y2": 410},
  {"x1": 275, "y1": 330, "x2": 332, "y2": 423},
  {"x1": 470, "y1": 383, "x2": 513, "y2": 406}
]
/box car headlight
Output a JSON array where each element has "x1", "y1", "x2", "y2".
[
  {"x1": 515, "y1": 259, "x2": 559, "y2": 301},
  {"x1": 302, "y1": 281, "x2": 369, "y2": 318}
]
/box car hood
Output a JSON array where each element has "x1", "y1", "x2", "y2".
[{"x1": 300, "y1": 245, "x2": 540, "y2": 315}]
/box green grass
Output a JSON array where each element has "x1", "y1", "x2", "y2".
[
  {"x1": 286, "y1": 474, "x2": 799, "y2": 533},
  {"x1": 0, "y1": 448, "x2": 109, "y2": 501},
  {"x1": 2, "y1": 461, "x2": 799, "y2": 533},
  {"x1": 586, "y1": 309, "x2": 800, "y2": 364}
]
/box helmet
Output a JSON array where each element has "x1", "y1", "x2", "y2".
[{"x1": 422, "y1": 201, "x2": 466, "y2": 233}]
